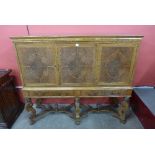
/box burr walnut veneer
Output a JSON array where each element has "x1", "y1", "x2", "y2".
[{"x1": 11, "y1": 36, "x2": 142, "y2": 125}]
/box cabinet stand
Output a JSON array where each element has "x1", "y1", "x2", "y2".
[{"x1": 25, "y1": 97, "x2": 130, "y2": 125}]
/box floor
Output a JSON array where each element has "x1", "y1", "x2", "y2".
[{"x1": 12, "y1": 107, "x2": 143, "y2": 129}]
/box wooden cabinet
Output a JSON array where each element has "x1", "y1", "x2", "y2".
[
  {"x1": 0, "y1": 69, "x2": 24, "y2": 128},
  {"x1": 11, "y1": 36, "x2": 142, "y2": 124}
]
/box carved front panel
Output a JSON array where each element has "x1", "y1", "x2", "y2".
[
  {"x1": 59, "y1": 44, "x2": 96, "y2": 86},
  {"x1": 98, "y1": 45, "x2": 134, "y2": 85},
  {"x1": 16, "y1": 43, "x2": 58, "y2": 86}
]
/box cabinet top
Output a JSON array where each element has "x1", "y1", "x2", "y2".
[{"x1": 11, "y1": 35, "x2": 143, "y2": 42}]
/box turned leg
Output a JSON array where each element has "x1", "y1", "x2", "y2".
[
  {"x1": 117, "y1": 97, "x2": 129, "y2": 123},
  {"x1": 25, "y1": 98, "x2": 36, "y2": 125},
  {"x1": 75, "y1": 97, "x2": 81, "y2": 125}
]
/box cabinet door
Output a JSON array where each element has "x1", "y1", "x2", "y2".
[
  {"x1": 57, "y1": 43, "x2": 96, "y2": 86},
  {"x1": 16, "y1": 43, "x2": 58, "y2": 86},
  {"x1": 97, "y1": 44, "x2": 137, "y2": 86}
]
